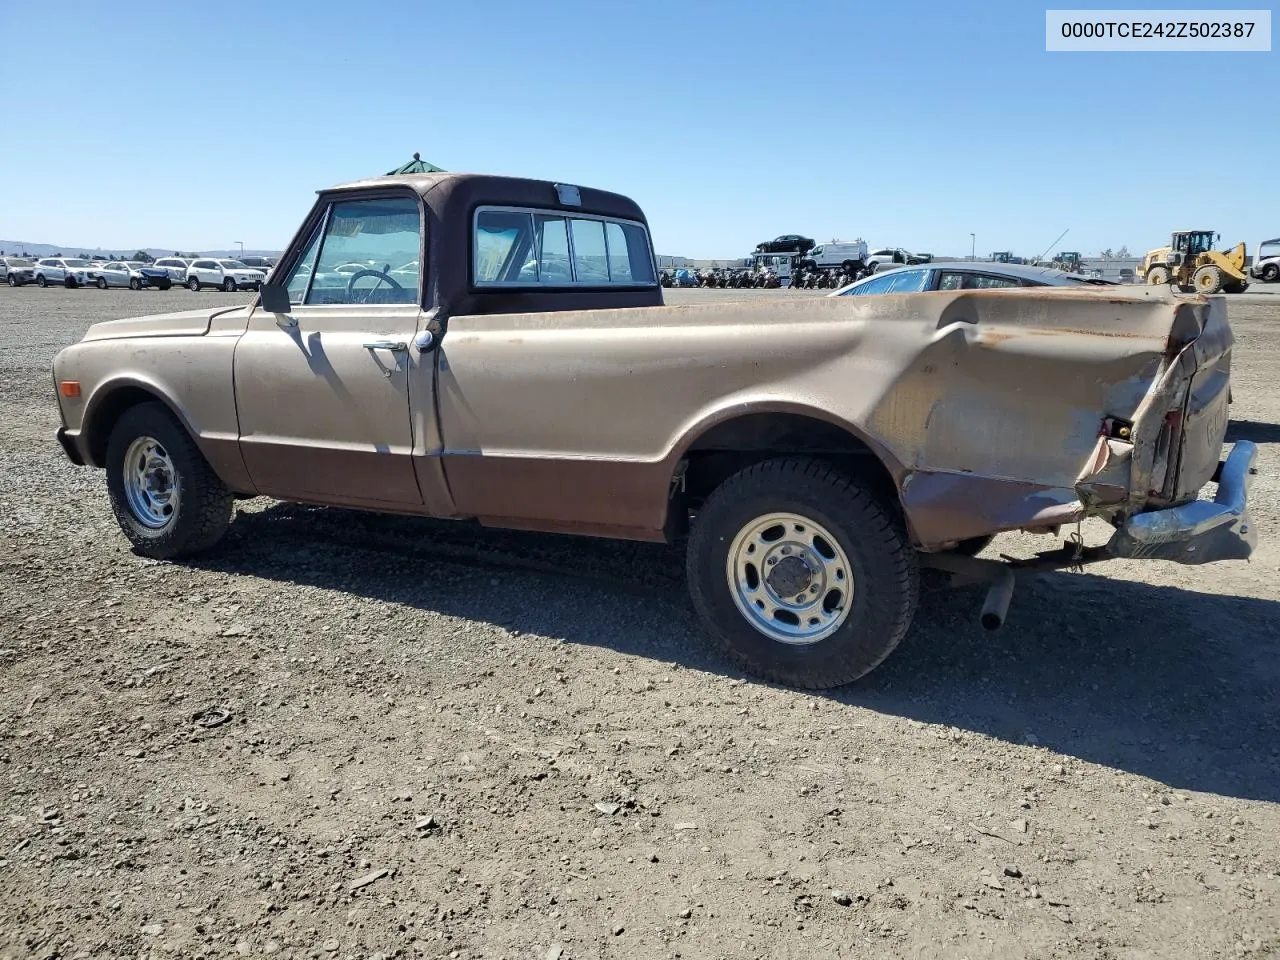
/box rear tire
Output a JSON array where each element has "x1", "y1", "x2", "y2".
[
  {"x1": 96, "y1": 276, "x2": 108, "y2": 289},
  {"x1": 104, "y1": 402, "x2": 234, "y2": 560},
  {"x1": 159, "y1": 280, "x2": 172, "y2": 290},
  {"x1": 686, "y1": 457, "x2": 918, "y2": 689},
  {"x1": 37, "y1": 275, "x2": 48, "y2": 287},
  {"x1": 7, "y1": 275, "x2": 17, "y2": 287},
  {"x1": 188, "y1": 276, "x2": 201, "y2": 292},
  {"x1": 1261, "y1": 263, "x2": 1279, "y2": 282}
]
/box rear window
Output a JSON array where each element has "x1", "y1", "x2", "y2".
[{"x1": 473, "y1": 206, "x2": 655, "y2": 287}]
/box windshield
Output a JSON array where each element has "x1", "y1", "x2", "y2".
[
  {"x1": 63, "y1": 259, "x2": 90, "y2": 267},
  {"x1": 219, "y1": 260, "x2": 248, "y2": 269}
]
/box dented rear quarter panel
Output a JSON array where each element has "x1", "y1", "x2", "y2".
[{"x1": 437, "y1": 285, "x2": 1216, "y2": 547}]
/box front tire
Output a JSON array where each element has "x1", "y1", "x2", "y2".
[
  {"x1": 1146, "y1": 266, "x2": 1170, "y2": 285},
  {"x1": 686, "y1": 458, "x2": 918, "y2": 689},
  {"x1": 6, "y1": 275, "x2": 17, "y2": 287},
  {"x1": 104, "y1": 402, "x2": 234, "y2": 560},
  {"x1": 222, "y1": 277, "x2": 236, "y2": 293},
  {"x1": 1193, "y1": 264, "x2": 1223, "y2": 295},
  {"x1": 129, "y1": 277, "x2": 141, "y2": 290},
  {"x1": 159, "y1": 280, "x2": 172, "y2": 290}
]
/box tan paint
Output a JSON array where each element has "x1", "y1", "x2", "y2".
[{"x1": 51, "y1": 176, "x2": 1233, "y2": 553}]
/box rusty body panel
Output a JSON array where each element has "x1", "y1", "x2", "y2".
[{"x1": 52, "y1": 173, "x2": 1240, "y2": 557}]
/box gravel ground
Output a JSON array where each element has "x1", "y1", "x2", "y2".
[{"x1": 1, "y1": 286, "x2": 1278, "y2": 960}]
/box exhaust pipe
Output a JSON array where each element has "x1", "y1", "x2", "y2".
[
  {"x1": 920, "y1": 553, "x2": 1017, "y2": 631},
  {"x1": 979, "y1": 567, "x2": 1015, "y2": 630}
]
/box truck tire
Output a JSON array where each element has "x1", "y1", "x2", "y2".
[
  {"x1": 1145, "y1": 266, "x2": 1169, "y2": 285},
  {"x1": 104, "y1": 401, "x2": 234, "y2": 560},
  {"x1": 686, "y1": 457, "x2": 918, "y2": 689},
  {"x1": 1193, "y1": 264, "x2": 1223, "y2": 295}
]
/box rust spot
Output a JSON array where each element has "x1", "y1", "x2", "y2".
[{"x1": 975, "y1": 329, "x2": 1016, "y2": 345}]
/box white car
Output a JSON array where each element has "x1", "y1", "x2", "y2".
[
  {"x1": 153, "y1": 257, "x2": 193, "y2": 283},
  {"x1": 33, "y1": 258, "x2": 98, "y2": 288},
  {"x1": 1, "y1": 256, "x2": 37, "y2": 286},
  {"x1": 94, "y1": 261, "x2": 175, "y2": 290},
  {"x1": 185, "y1": 258, "x2": 267, "y2": 292}
]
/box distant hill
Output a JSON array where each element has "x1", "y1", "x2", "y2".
[{"x1": 0, "y1": 241, "x2": 282, "y2": 260}]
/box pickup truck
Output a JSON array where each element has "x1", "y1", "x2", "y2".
[{"x1": 50, "y1": 172, "x2": 1258, "y2": 689}]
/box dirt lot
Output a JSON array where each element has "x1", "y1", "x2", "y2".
[{"x1": 1, "y1": 286, "x2": 1278, "y2": 960}]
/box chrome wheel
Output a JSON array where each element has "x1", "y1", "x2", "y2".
[
  {"x1": 726, "y1": 511, "x2": 854, "y2": 645},
  {"x1": 122, "y1": 436, "x2": 180, "y2": 529}
]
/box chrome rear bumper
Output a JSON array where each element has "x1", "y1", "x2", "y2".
[{"x1": 1106, "y1": 440, "x2": 1258, "y2": 564}]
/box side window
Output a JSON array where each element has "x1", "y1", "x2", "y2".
[
  {"x1": 285, "y1": 226, "x2": 322, "y2": 304},
  {"x1": 308, "y1": 196, "x2": 421, "y2": 305},
  {"x1": 569, "y1": 219, "x2": 608, "y2": 283},
  {"x1": 938, "y1": 271, "x2": 965, "y2": 291},
  {"x1": 964, "y1": 273, "x2": 1021, "y2": 289}
]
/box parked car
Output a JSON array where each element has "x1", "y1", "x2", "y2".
[
  {"x1": 237, "y1": 256, "x2": 276, "y2": 275},
  {"x1": 185, "y1": 258, "x2": 267, "y2": 292},
  {"x1": 50, "y1": 171, "x2": 1256, "y2": 691},
  {"x1": 153, "y1": 258, "x2": 193, "y2": 284},
  {"x1": 1250, "y1": 238, "x2": 1280, "y2": 282},
  {"x1": 865, "y1": 247, "x2": 932, "y2": 272},
  {"x1": 830, "y1": 261, "x2": 1117, "y2": 296},
  {"x1": 95, "y1": 261, "x2": 174, "y2": 290},
  {"x1": 34, "y1": 258, "x2": 98, "y2": 288},
  {"x1": 1, "y1": 256, "x2": 37, "y2": 286},
  {"x1": 755, "y1": 234, "x2": 815, "y2": 254}
]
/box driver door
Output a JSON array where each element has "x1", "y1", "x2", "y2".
[{"x1": 233, "y1": 193, "x2": 427, "y2": 508}]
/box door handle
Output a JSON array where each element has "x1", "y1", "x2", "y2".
[{"x1": 362, "y1": 340, "x2": 408, "y2": 352}]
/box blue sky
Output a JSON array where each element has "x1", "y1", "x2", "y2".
[{"x1": 1, "y1": 0, "x2": 1274, "y2": 258}]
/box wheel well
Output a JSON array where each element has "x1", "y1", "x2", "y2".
[
  {"x1": 671, "y1": 413, "x2": 900, "y2": 533},
  {"x1": 84, "y1": 387, "x2": 172, "y2": 465}
]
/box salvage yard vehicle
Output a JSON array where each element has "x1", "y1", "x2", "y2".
[
  {"x1": 1140, "y1": 230, "x2": 1250, "y2": 294},
  {"x1": 1251, "y1": 237, "x2": 1280, "y2": 282},
  {"x1": 51, "y1": 172, "x2": 1259, "y2": 690},
  {"x1": 830, "y1": 261, "x2": 1116, "y2": 296},
  {"x1": 185, "y1": 258, "x2": 266, "y2": 292},
  {"x1": 1, "y1": 256, "x2": 37, "y2": 286},
  {"x1": 34, "y1": 257, "x2": 97, "y2": 288},
  {"x1": 95, "y1": 260, "x2": 174, "y2": 290},
  {"x1": 152, "y1": 257, "x2": 192, "y2": 284}
]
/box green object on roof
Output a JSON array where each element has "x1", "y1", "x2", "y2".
[{"x1": 387, "y1": 152, "x2": 446, "y2": 175}]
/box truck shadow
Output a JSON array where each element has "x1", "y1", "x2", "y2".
[
  {"x1": 1226, "y1": 419, "x2": 1280, "y2": 444},
  {"x1": 195, "y1": 502, "x2": 1280, "y2": 804}
]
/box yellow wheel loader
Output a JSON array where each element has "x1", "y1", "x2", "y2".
[{"x1": 1139, "y1": 230, "x2": 1250, "y2": 294}]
